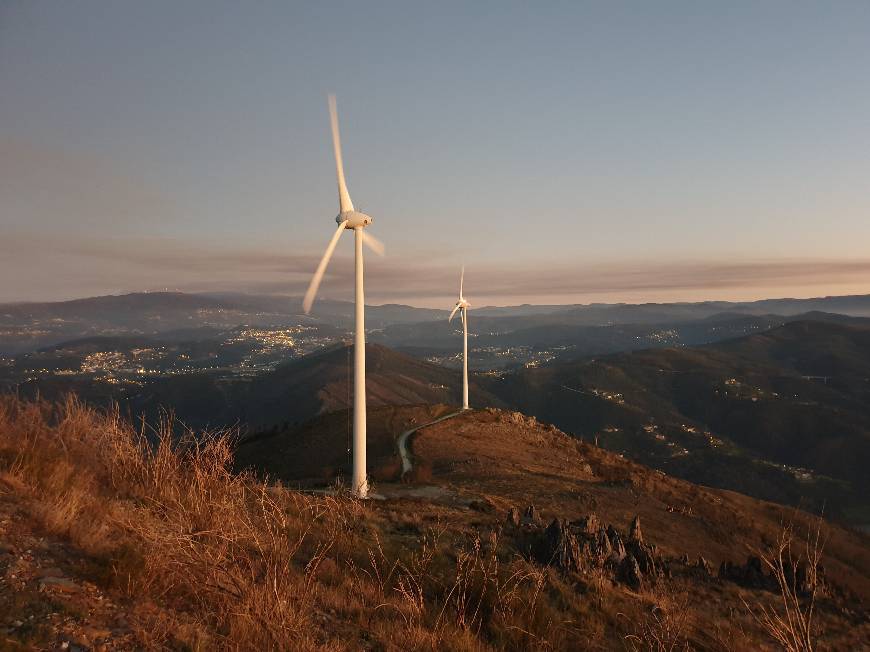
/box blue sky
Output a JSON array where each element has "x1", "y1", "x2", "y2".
[{"x1": 2, "y1": 1, "x2": 870, "y2": 305}]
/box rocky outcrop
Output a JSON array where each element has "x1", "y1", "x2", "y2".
[
  {"x1": 525, "y1": 514, "x2": 665, "y2": 590},
  {"x1": 718, "y1": 555, "x2": 823, "y2": 595},
  {"x1": 506, "y1": 506, "x2": 521, "y2": 527}
]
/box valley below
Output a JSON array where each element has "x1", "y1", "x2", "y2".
[{"x1": 1, "y1": 292, "x2": 870, "y2": 649}]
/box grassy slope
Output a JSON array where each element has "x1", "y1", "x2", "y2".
[{"x1": 3, "y1": 396, "x2": 869, "y2": 650}]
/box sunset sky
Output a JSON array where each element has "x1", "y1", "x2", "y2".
[{"x1": 2, "y1": 2, "x2": 870, "y2": 307}]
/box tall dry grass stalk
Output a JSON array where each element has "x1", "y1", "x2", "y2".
[
  {"x1": 743, "y1": 513, "x2": 827, "y2": 652},
  {"x1": 621, "y1": 582, "x2": 693, "y2": 652}
]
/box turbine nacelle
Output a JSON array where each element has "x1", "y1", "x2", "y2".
[{"x1": 337, "y1": 211, "x2": 373, "y2": 229}]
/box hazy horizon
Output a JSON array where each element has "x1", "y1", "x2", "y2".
[
  {"x1": 4, "y1": 272, "x2": 870, "y2": 311},
  {"x1": 3, "y1": 2, "x2": 869, "y2": 306}
]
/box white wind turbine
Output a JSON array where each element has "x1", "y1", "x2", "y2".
[
  {"x1": 302, "y1": 94, "x2": 384, "y2": 498},
  {"x1": 448, "y1": 267, "x2": 471, "y2": 410}
]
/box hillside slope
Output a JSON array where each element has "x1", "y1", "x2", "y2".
[
  {"x1": 234, "y1": 403, "x2": 870, "y2": 650},
  {"x1": 486, "y1": 320, "x2": 870, "y2": 524},
  {"x1": 236, "y1": 404, "x2": 870, "y2": 594},
  {"x1": 3, "y1": 396, "x2": 869, "y2": 650}
]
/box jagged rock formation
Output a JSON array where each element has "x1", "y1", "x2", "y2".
[
  {"x1": 504, "y1": 506, "x2": 838, "y2": 602},
  {"x1": 718, "y1": 555, "x2": 824, "y2": 595},
  {"x1": 508, "y1": 510, "x2": 665, "y2": 590}
]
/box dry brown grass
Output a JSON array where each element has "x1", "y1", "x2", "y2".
[
  {"x1": 1, "y1": 394, "x2": 858, "y2": 651},
  {"x1": 621, "y1": 582, "x2": 693, "y2": 652},
  {"x1": 0, "y1": 395, "x2": 357, "y2": 649},
  {"x1": 0, "y1": 395, "x2": 593, "y2": 650}
]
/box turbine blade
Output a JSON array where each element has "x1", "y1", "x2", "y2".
[
  {"x1": 303, "y1": 220, "x2": 348, "y2": 314},
  {"x1": 449, "y1": 304, "x2": 460, "y2": 322},
  {"x1": 459, "y1": 265, "x2": 464, "y2": 300},
  {"x1": 328, "y1": 95, "x2": 354, "y2": 214},
  {"x1": 361, "y1": 230, "x2": 385, "y2": 257}
]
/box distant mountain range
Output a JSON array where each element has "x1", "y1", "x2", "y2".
[{"x1": 5, "y1": 290, "x2": 870, "y2": 355}]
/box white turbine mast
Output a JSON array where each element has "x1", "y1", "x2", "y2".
[
  {"x1": 448, "y1": 266, "x2": 470, "y2": 410},
  {"x1": 302, "y1": 94, "x2": 384, "y2": 498}
]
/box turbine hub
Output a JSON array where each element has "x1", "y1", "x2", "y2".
[{"x1": 337, "y1": 211, "x2": 372, "y2": 228}]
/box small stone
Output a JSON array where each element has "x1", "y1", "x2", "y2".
[
  {"x1": 39, "y1": 576, "x2": 79, "y2": 593},
  {"x1": 35, "y1": 567, "x2": 64, "y2": 578}
]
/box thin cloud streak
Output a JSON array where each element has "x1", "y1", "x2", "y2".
[{"x1": 2, "y1": 232, "x2": 870, "y2": 306}]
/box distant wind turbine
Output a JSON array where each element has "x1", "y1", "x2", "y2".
[
  {"x1": 448, "y1": 267, "x2": 470, "y2": 410},
  {"x1": 302, "y1": 94, "x2": 385, "y2": 498}
]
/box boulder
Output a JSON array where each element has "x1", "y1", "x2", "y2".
[
  {"x1": 506, "y1": 507, "x2": 521, "y2": 527},
  {"x1": 522, "y1": 505, "x2": 542, "y2": 527},
  {"x1": 576, "y1": 513, "x2": 600, "y2": 535},
  {"x1": 744, "y1": 555, "x2": 766, "y2": 588},
  {"x1": 606, "y1": 525, "x2": 626, "y2": 563},
  {"x1": 631, "y1": 542, "x2": 657, "y2": 577},
  {"x1": 619, "y1": 554, "x2": 643, "y2": 590},
  {"x1": 543, "y1": 519, "x2": 583, "y2": 573},
  {"x1": 629, "y1": 515, "x2": 643, "y2": 544},
  {"x1": 595, "y1": 528, "x2": 612, "y2": 560},
  {"x1": 719, "y1": 555, "x2": 769, "y2": 589}
]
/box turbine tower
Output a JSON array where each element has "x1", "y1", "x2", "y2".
[
  {"x1": 448, "y1": 267, "x2": 470, "y2": 410},
  {"x1": 302, "y1": 95, "x2": 384, "y2": 498}
]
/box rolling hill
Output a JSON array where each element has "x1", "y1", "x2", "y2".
[
  {"x1": 486, "y1": 320, "x2": 870, "y2": 524},
  {"x1": 234, "y1": 403, "x2": 870, "y2": 650},
  {"x1": 124, "y1": 342, "x2": 504, "y2": 431}
]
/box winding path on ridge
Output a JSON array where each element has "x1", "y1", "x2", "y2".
[{"x1": 397, "y1": 409, "x2": 468, "y2": 476}]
